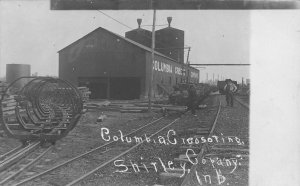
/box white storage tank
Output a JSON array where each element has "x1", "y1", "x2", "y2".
[{"x1": 6, "y1": 64, "x2": 31, "y2": 89}]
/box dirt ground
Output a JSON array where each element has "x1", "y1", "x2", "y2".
[
  {"x1": 75, "y1": 96, "x2": 219, "y2": 186},
  {"x1": 0, "y1": 107, "x2": 160, "y2": 186},
  {"x1": 0, "y1": 95, "x2": 249, "y2": 186},
  {"x1": 182, "y1": 95, "x2": 249, "y2": 186}
]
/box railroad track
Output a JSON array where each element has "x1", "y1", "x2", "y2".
[
  {"x1": 152, "y1": 98, "x2": 222, "y2": 186},
  {"x1": 0, "y1": 116, "x2": 162, "y2": 186},
  {"x1": 7, "y1": 95, "x2": 212, "y2": 186},
  {"x1": 0, "y1": 141, "x2": 53, "y2": 185},
  {"x1": 0, "y1": 145, "x2": 24, "y2": 162},
  {"x1": 10, "y1": 115, "x2": 183, "y2": 186},
  {"x1": 234, "y1": 96, "x2": 249, "y2": 109},
  {"x1": 181, "y1": 95, "x2": 249, "y2": 186}
]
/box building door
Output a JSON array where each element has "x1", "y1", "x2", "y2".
[
  {"x1": 110, "y1": 77, "x2": 140, "y2": 100},
  {"x1": 78, "y1": 77, "x2": 108, "y2": 99}
]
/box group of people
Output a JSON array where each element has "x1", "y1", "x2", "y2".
[{"x1": 186, "y1": 79, "x2": 238, "y2": 116}]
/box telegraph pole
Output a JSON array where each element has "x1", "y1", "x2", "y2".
[
  {"x1": 186, "y1": 47, "x2": 191, "y2": 64},
  {"x1": 148, "y1": 9, "x2": 156, "y2": 111}
]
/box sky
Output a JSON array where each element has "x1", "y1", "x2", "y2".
[
  {"x1": 1, "y1": 2, "x2": 300, "y2": 185},
  {"x1": 0, "y1": 0, "x2": 250, "y2": 83}
]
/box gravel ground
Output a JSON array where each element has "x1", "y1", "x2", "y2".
[
  {"x1": 0, "y1": 108, "x2": 160, "y2": 186},
  {"x1": 236, "y1": 95, "x2": 250, "y2": 105},
  {"x1": 0, "y1": 95, "x2": 246, "y2": 186},
  {"x1": 0, "y1": 137, "x2": 21, "y2": 155},
  {"x1": 77, "y1": 95, "x2": 221, "y2": 186},
  {"x1": 182, "y1": 95, "x2": 249, "y2": 186}
]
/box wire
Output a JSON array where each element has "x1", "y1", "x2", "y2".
[
  {"x1": 96, "y1": 10, "x2": 132, "y2": 30},
  {"x1": 141, "y1": 24, "x2": 168, "y2": 27},
  {"x1": 95, "y1": 10, "x2": 191, "y2": 60}
]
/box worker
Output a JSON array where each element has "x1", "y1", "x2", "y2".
[
  {"x1": 187, "y1": 84, "x2": 197, "y2": 116},
  {"x1": 224, "y1": 79, "x2": 238, "y2": 107}
]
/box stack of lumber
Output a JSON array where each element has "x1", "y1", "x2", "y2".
[
  {"x1": 77, "y1": 87, "x2": 91, "y2": 102},
  {"x1": 0, "y1": 82, "x2": 8, "y2": 95},
  {"x1": 84, "y1": 100, "x2": 187, "y2": 113},
  {"x1": 84, "y1": 101, "x2": 118, "y2": 111},
  {"x1": 119, "y1": 103, "x2": 187, "y2": 113}
]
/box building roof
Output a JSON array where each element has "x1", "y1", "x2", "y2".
[
  {"x1": 126, "y1": 27, "x2": 152, "y2": 33},
  {"x1": 58, "y1": 27, "x2": 176, "y2": 61},
  {"x1": 58, "y1": 26, "x2": 197, "y2": 71},
  {"x1": 156, "y1": 26, "x2": 184, "y2": 32}
]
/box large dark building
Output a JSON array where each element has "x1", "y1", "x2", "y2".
[
  {"x1": 125, "y1": 17, "x2": 184, "y2": 63},
  {"x1": 58, "y1": 21, "x2": 199, "y2": 100},
  {"x1": 125, "y1": 18, "x2": 152, "y2": 48},
  {"x1": 155, "y1": 17, "x2": 184, "y2": 64}
]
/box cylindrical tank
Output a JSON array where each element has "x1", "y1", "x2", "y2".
[
  {"x1": 125, "y1": 18, "x2": 152, "y2": 48},
  {"x1": 6, "y1": 64, "x2": 31, "y2": 89},
  {"x1": 155, "y1": 17, "x2": 184, "y2": 64}
]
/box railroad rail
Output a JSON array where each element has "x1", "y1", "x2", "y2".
[
  {"x1": 181, "y1": 95, "x2": 249, "y2": 186},
  {"x1": 0, "y1": 77, "x2": 83, "y2": 143},
  {"x1": 65, "y1": 99, "x2": 221, "y2": 185},
  {"x1": 151, "y1": 99, "x2": 221, "y2": 186},
  {"x1": 10, "y1": 93, "x2": 212, "y2": 186},
  {"x1": 234, "y1": 96, "x2": 249, "y2": 109},
  {"x1": 0, "y1": 142, "x2": 53, "y2": 185},
  {"x1": 2, "y1": 82, "x2": 215, "y2": 185},
  {"x1": 0, "y1": 142, "x2": 40, "y2": 172},
  {"x1": 66, "y1": 117, "x2": 180, "y2": 186},
  {"x1": 191, "y1": 99, "x2": 222, "y2": 162},
  {"x1": 12, "y1": 116, "x2": 174, "y2": 185},
  {"x1": 0, "y1": 145, "x2": 24, "y2": 162},
  {"x1": 180, "y1": 99, "x2": 224, "y2": 186}
]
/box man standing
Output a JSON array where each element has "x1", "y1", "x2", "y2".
[
  {"x1": 224, "y1": 79, "x2": 237, "y2": 107},
  {"x1": 187, "y1": 84, "x2": 197, "y2": 116}
]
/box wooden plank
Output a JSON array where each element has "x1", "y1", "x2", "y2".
[
  {"x1": 120, "y1": 110, "x2": 144, "y2": 113},
  {"x1": 2, "y1": 107, "x2": 16, "y2": 112},
  {"x1": 120, "y1": 106, "x2": 162, "y2": 111}
]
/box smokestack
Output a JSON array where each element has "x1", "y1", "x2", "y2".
[
  {"x1": 137, "y1": 18, "x2": 142, "y2": 28},
  {"x1": 167, "y1": 17, "x2": 172, "y2": 27}
]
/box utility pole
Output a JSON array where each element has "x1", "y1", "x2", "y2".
[
  {"x1": 148, "y1": 9, "x2": 156, "y2": 111},
  {"x1": 186, "y1": 47, "x2": 191, "y2": 64},
  {"x1": 242, "y1": 77, "x2": 244, "y2": 87}
]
